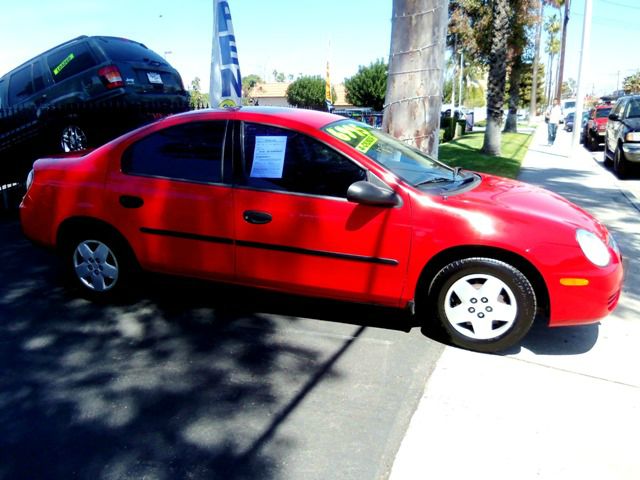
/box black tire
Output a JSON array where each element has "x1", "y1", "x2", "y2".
[
  {"x1": 614, "y1": 146, "x2": 629, "y2": 179},
  {"x1": 62, "y1": 231, "x2": 131, "y2": 300},
  {"x1": 426, "y1": 257, "x2": 536, "y2": 353},
  {"x1": 60, "y1": 124, "x2": 89, "y2": 152}
]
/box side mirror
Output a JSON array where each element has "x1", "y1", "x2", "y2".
[
  {"x1": 608, "y1": 113, "x2": 619, "y2": 121},
  {"x1": 347, "y1": 181, "x2": 399, "y2": 207}
]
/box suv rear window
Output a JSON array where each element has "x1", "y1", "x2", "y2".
[
  {"x1": 96, "y1": 37, "x2": 166, "y2": 64},
  {"x1": 596, "y1": 108, "x2": 611, "y2": 118},
  {"x1": 47, "y1": 42, "x2": 97, "y2": 83}
]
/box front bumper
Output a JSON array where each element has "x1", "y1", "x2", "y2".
[
  {"x1": 547, "y1": 254, "x2": 623, "y2": 327},
  {"x1": 622, "y1": 142, "x2": 640, "y2": 163}
]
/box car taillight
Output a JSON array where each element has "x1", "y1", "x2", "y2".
[{"x1": 98, "y1": 65, "x2": 124, "y2": 89}]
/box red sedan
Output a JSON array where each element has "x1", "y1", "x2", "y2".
[{"x1": 20, "y1": 107, "x2": 623, "y2": 352}]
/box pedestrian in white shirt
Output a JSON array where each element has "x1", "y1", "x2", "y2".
[{"x1": 545, "y1": 98, "x2": 563, "y2": 146}]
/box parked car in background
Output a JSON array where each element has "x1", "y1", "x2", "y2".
[
  {"x1": 579, "y1": 110, "x2": 591, "y2": 143},
  {"x1": 563, "y1": 112, "x2": 575, "y2": 132},
  {"x1": 584, "y1": 103, "x2": 613, "y2": 151},
  {"x1": 20, "y1": 107, "x2": 623, "y2": 353},
  {"x1": 0, "y1": 35, "x2": 189, "y2": 184},
  {"x1": 604, "y1": 95, "x2": 640, "y2": 178},
  {"x1": 560, "y1": 98, "x2": 576, "y2": 123}
]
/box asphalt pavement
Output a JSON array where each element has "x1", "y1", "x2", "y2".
[{"x1": 390, "y1": 121, "x2": 640, "y2": 480}]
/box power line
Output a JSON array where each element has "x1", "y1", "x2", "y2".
[{"x1": 600, "y1": 0, "x2": 640, "y2": 10}]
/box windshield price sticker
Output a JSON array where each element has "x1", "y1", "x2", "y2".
[
  {"x1": 53, "y1": 53, "x2": 75, "y2": 76},
  {"x1": 325, "y1": 122, "x2": 378, "y2": 153},
  {"x1": 355, "y1": 134, "x2": 377, "y2": 153}
]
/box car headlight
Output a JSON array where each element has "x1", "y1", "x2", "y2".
[
  {"x1": 625, "y1": 131, "x2": 640, "y2": 142},
  {"x1": 25, "y1": 169, "x2": 34, "y2": 191},
  {"x1": 576, "y1": 229, "x2": 611, "y2": 267}
]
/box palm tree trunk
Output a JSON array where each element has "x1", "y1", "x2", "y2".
[
  {"x1": 530, "y1": 1, "x2": 543, "y2": 116},
  {"x1": 383, "y1": 0, "x2": 449, "y2": 158},
  {"x1": 504, "y1": 56, "x2": 523, "y2": 133},
  {"x1": 481, "y1": 0, "x2": 511, "y2": 156},
  {"x1": 555, "y1": 0, "x2": 570, "y2": 99}
]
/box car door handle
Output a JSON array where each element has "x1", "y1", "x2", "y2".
[
  {"x1": 119, "y1": 195, "x2": 144, "y2": 209},
  {"x1": 243, "y1": 210, "x2": 272, "y2": 224}
]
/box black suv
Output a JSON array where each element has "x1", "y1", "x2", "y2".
[
  {"x1": 0, "y1": 36, "x2": 189, "y2": 182},
  {"x1": 604, "y1": 95, "x2": 640, "y2": 178}
]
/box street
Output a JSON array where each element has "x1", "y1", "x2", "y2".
[{"x1": 0, "y1": 211, "x2": 443, "y2": 480}]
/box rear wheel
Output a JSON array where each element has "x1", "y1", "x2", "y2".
[
  {"x1": 426, "y1": 258, "x2": 536, "y2": 353},
  {"x1": 63, "y1": 231, "x2": 131, "y2": 299}
]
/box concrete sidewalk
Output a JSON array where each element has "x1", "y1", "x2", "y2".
[{"x1": 389, "y1": 123, "x2": 640, "y2": 480}]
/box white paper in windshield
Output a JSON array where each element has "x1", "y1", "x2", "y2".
[{"x1": 250, "y1": 136, "x2": 287, "y2": 178}]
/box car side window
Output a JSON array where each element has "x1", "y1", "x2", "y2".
[
  {"x1": 8, "y1": 66, "x2": 33, "y2": 105},
  {"x1": 122, "y1": 121, "x2": 227, "y2": 184},
  {"x1": 241, "y1": 123, "x2": 366, "y2": 198},
  {"x1": 47, "y1": 42, "x2": 97, "y2": 83},
  {"x1": 32, "y1": 61, "x2": 47, "y2": 93}
]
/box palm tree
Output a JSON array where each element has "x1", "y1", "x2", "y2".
[
  {"x1": 544, "y1": 14, "x2": 561, "y2": 105},
  {"x1": 481, "y1": 0, "x2": 511, "y2": 155},
  {"x1": 383, "y1": 0, "x2": 448, "y2": 157}
]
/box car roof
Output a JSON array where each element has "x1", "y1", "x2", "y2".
[{"x1": 171, "y1": 106, "x2": 346, "y2": 129}]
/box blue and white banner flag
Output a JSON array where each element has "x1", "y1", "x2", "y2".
[{"x1": 209, "y1": 0, "x2": 242, "y2": 107}]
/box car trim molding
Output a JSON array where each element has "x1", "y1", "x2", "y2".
[
  {"x1": 139, "y1": 227, "x2": 398, "y2": 266},
  {"x1": 140, "y1": 227, "x2": 234, "y2": 245},
  {"x1": 236, "y1": 240, "x2": 399, "y2": 266}
]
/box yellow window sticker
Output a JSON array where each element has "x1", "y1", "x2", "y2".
[
  {"x1": 53, "y1": 53, "x2": 75, "y2": 76},
  {"x1": 355, "y1": 134, "x2": 378, "y2": 153}
]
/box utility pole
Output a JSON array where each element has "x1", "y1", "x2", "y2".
[{"x1": 572, "y1": 0, "x2": 592, "y2": 147}]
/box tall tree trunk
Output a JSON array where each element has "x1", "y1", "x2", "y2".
[
  {"x1": 530, "y1": 0, "x2": 543, "y2": 117},
  {"x1": 555, "y1": 0, "x2": 570, "y2": 99},
  {"x1": 504, "y1": 56, "x2": 523, "y2": 133},
  {"x1": 481, "y1": 0, "x2": 511, "y2": 156},
  {"x1": 383, "y1": 0, "x2": 449, "y2": 158}
]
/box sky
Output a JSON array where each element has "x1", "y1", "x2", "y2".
[{"x1": 0, "y1": 0, "x2": 638, "y2": 99}]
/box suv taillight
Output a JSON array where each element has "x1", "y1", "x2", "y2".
[{"x1": 98, "y1": 65, "x2": 124, "y2": 89}]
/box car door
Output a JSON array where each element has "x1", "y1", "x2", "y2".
[
  {"x1": 104, "y1": 119, "x2": 236, "y2": 281},
  {"x1": 231, "y1": 121, "x2": 412, "y2": 306},
  {"x1": 607, "y1": 99, "x2": 626, "y2": 153}
]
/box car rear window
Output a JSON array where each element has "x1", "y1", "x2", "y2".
[
  {"x1": 596, "y1": 108, "x2": 612, "y2": 118},
  {"x1": 47, "y1": 42, "x2": 97, "y2": 83},
  {"x1": 96, "y1": 37, "x2": 166, "y2": 64}
]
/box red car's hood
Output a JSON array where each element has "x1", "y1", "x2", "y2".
[{"x1": 449, "y1": 174, "x2": 608, "y2": 238}]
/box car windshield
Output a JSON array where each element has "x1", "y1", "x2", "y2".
[
  {"x1": 596, "y1": 108, "x2": 612, "y2": 118},
  {"x1": 563, "y1": 101, "x2": 576, "y2": 109},
  {"x1": 627, "y1": 100, "x2": 640, "y2": 118},
  {"x1": 322, "y1": 119, "x2": 456, "y2": 186}
]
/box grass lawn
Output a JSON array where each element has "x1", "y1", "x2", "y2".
[{"x1": 438, "y1": 130, "x2": 534, "y2": 179}]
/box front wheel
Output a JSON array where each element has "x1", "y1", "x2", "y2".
[
  {"x1": 614, "y1": 147, "x2": 629, "y2": 179},
  {"x1": 426, "y1": 258, "x2": 537, "y2": 353},
  {"x1": 60, "y1": 124, "x2": 88, "y2": 152}
]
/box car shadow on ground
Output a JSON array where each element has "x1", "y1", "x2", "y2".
[{"x1": 0, "y1": 216, "x2": 421, "y2": 480}]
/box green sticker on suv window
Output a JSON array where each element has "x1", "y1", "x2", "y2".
[{"x1": 53, "y1": 53, "x2": 75, "y2": 76}]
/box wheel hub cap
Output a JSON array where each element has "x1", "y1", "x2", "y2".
[
  {"x1": 444, "y1": 274, "x2": 518, "y2": 340},
  {"x1": 73, "y1": 240, "x2": 119, "y2": 292}
]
